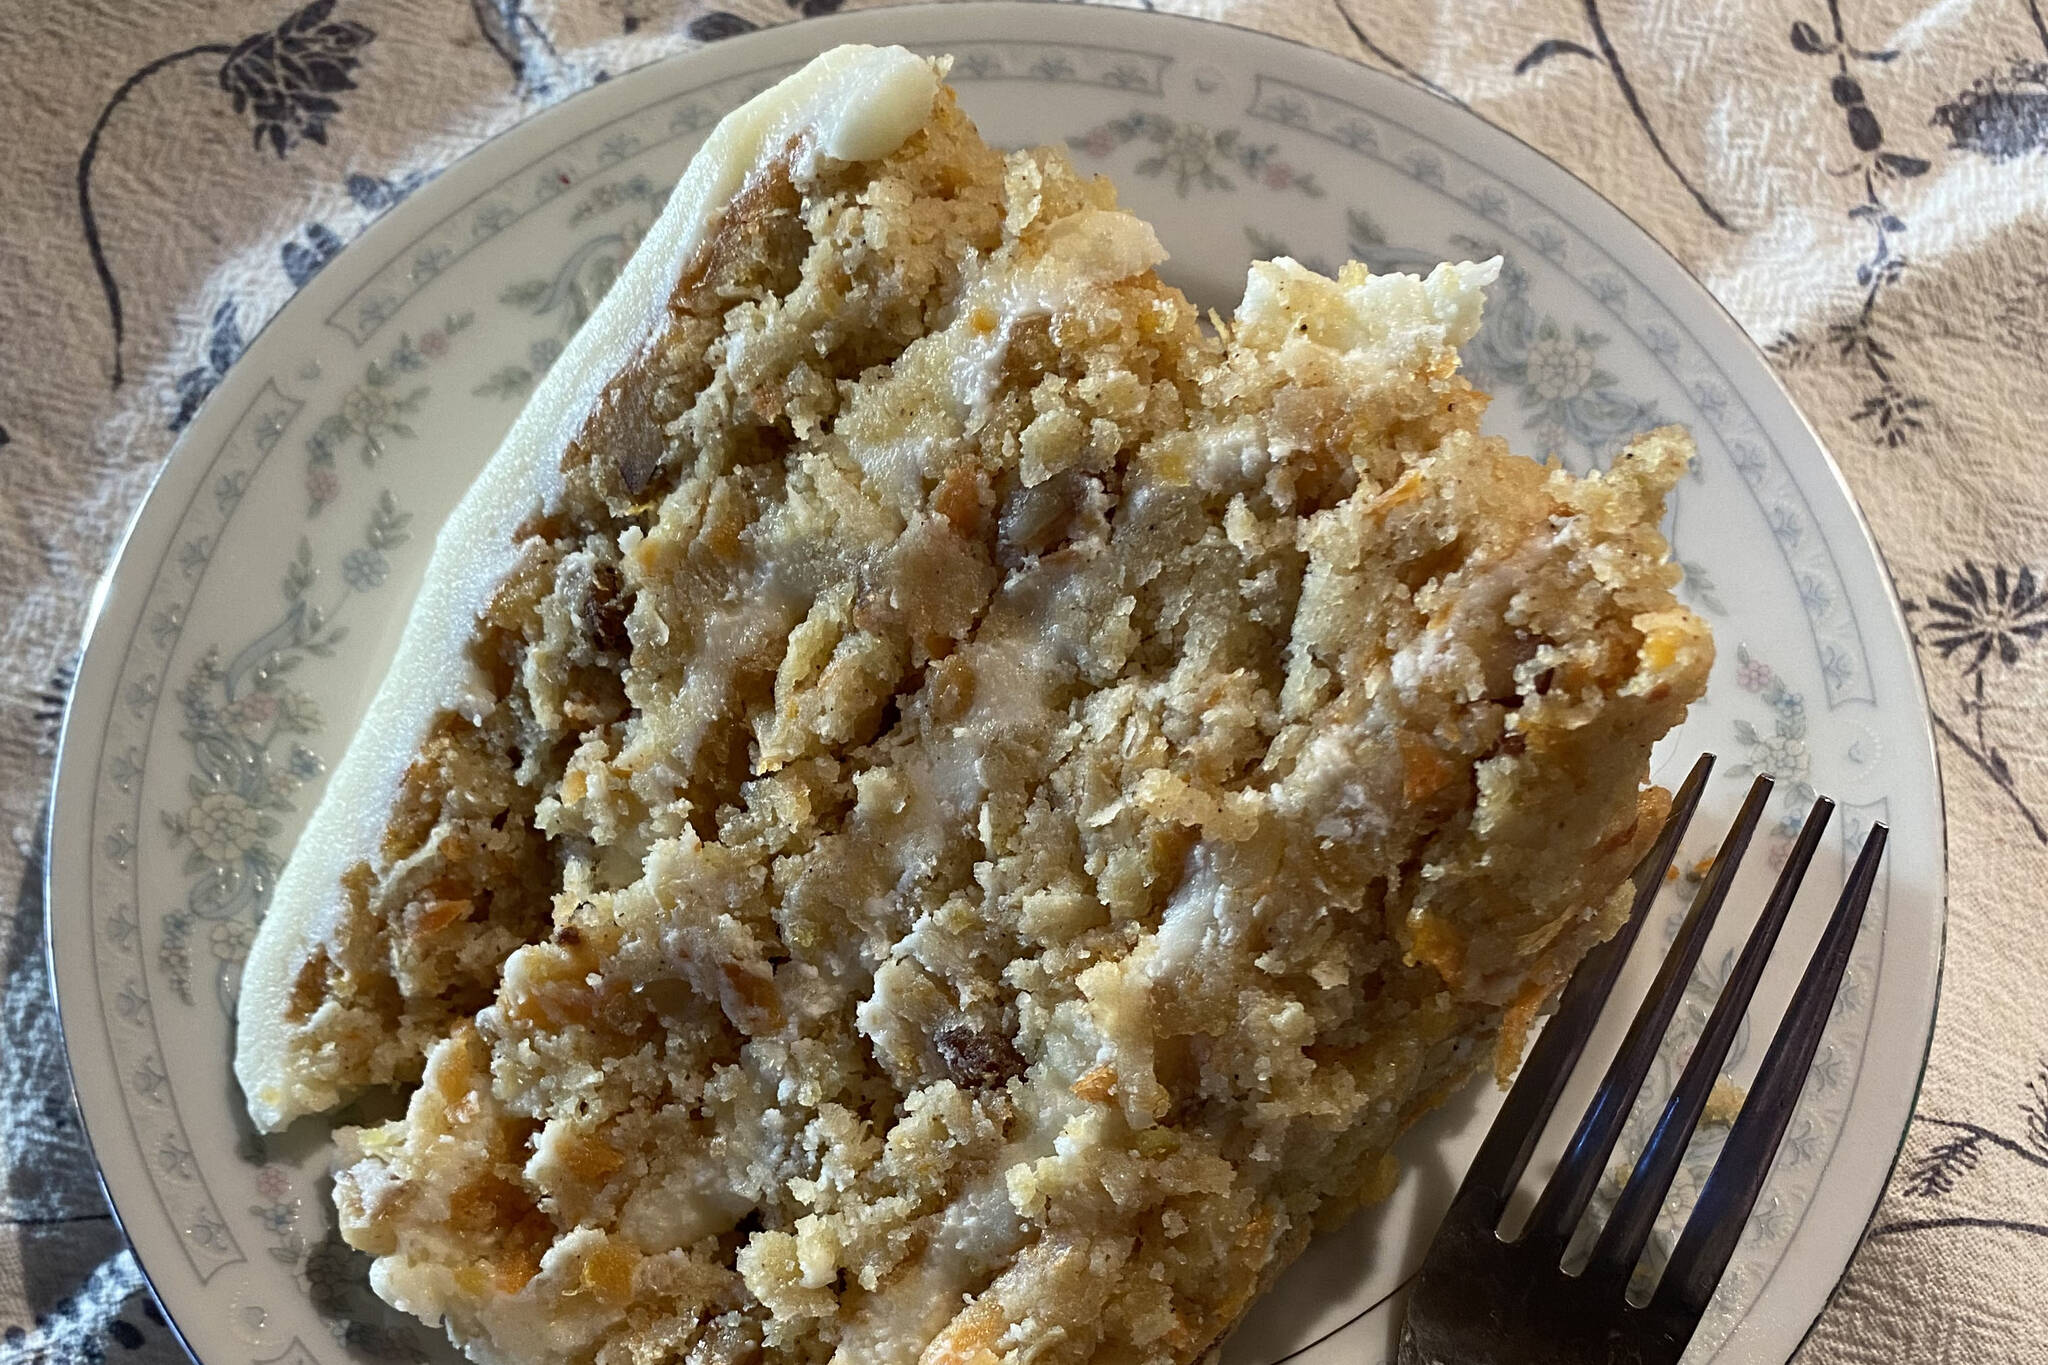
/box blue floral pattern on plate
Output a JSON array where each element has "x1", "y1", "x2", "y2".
[{"x1": 45, "y1": 12, "x2": 1942, "y2": 1365}]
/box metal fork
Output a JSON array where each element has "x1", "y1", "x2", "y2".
[{"x1": 1398, "y1": 754, "x2": 1889, "y2": 1365}]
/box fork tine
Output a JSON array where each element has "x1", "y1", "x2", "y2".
[
  {"x1": 1578, "y1": 795, "x2": 1834, "y2": 1290},
  {"x1": 1450, "y1": 755, "x2": 1716, "y2": 1223},
  {"x1": 1649, "y1": 823, "x2": 1889, "y2": 1325},
  {"x1": 1515, "y1": 773, "x2": 1775, "y2": 1258}
]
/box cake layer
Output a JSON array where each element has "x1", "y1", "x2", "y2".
[{"x1": 233, "y1": 44, "x2": 1710, "y2": 1365}]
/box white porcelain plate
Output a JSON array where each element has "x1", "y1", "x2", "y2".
[{"x1": 49, "y1": 7, "x2": 1944, "y2": 1365}]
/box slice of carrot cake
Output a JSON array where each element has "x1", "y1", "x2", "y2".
[{"x1": 235, "y1": 43, "x2": 1710, "y2": 1365}]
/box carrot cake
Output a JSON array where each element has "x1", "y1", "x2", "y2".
[{"x1": 234, "y1": 43, "x2": 1711, "y2": 1365}]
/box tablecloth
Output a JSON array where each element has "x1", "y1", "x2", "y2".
[{"x1": 2, "y1": 0, "x2": 2044, "y2": 1359}]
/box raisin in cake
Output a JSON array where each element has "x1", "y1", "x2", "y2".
[{"x1": 234, "y1": 43, "x2": 1711, "y2": 1365}]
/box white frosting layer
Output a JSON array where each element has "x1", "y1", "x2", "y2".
[{"x1": 235, "y1": 44, "x2": 943, "y2": 1130}]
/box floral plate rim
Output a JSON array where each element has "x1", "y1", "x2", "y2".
[{"x1": 45, "y1": 6, "x2": 1946, "y2": 1365}]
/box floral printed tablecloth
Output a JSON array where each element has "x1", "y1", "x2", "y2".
[{"x1": 2, "y1": 0, "x2": 2045, "y2": 1360}]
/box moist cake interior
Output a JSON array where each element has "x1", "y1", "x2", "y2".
[{"x1": 235, "y1": 48, "x2": 1711, "y2": 1365}]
